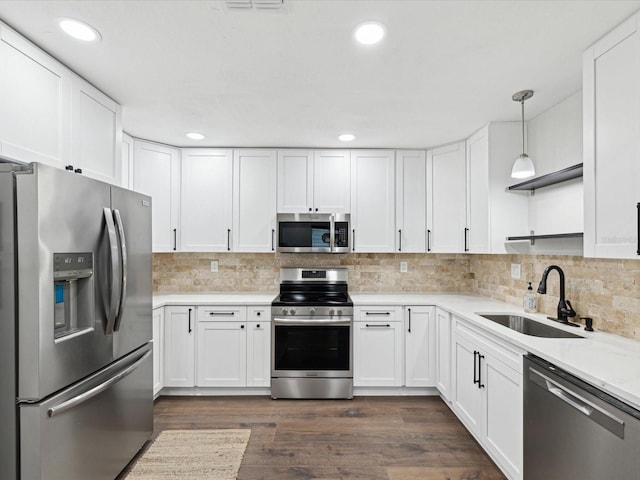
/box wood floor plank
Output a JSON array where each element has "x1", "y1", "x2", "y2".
[{"x1": 129, "y1": 395, "x2": 507, "y2": 480}]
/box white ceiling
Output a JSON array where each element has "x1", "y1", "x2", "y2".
[{"x1": 1, "y1": 0, "x2": 639, "y2": 148}]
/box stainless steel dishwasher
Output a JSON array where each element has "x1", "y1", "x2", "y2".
[{"x1": 524, "y1": 354, "x2": 640, "y2": 479}]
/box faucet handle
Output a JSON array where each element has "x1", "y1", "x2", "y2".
[{"x1": 562, "y1": 299, "x2": 577, "y2": 317}]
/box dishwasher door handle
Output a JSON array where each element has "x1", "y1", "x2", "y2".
[{"x1": 529, "y1": 366, "x2": 626, "y2": 439}]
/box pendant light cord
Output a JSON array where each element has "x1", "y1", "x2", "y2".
[{"x1": 521, "y1": 99, "x2": 525, "y2": 154}]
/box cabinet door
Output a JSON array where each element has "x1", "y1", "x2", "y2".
[
  {"x1": 405, "y1": 306, "x2": 436, "y2": 387},
  {"x1": 71, "y1": 76, "x2": 121, "y2": 185},
  {"x1": 452, "y1": 330, "x2": 483, "y2": 436},
  {"x1": 196, "y1": 321, "x2": 247, "y2": 387},
  {"x1": 313, "y1": 150, "x2": 351, "y2": 213},
  {"x1": 152, "y1": 307, "x2": 164, "y2": 397},
  {"x1": 435, "y1": 308, "x2": 452, "y2": 401},
  {"x1": 132, "y1": 140, "x2": 180, "y2": 252},
  {"x1": 277, "y1": 149, "x2": 313, "y2": 213},
  {"x1": 0, "y1": 24, "x2": 71, "y2": 168},
  {"x1": 163, "y1": 307, "x2": 195, "y2": 387},
  {"x1": 351, "y1": 150, "x2": 395, "y2": 252},
  {"x1": 121, "y1": 133, "x2": 134, "y2": 190},
  {"x1": 484, "y1": 353, "x2": 522, "y2": 480},
  {"x1": 428, "y1": 142, "x2": 467, "y2": 253},
  {"x1": 584, "y1": 14, "x2": 640, "y2": 258},
  {"x1": 233, "y1": 149, "x2": 277, "y2": 252},
  {"x1": 181, "y1": 149, "x2": 233, "y2": 252},
  {"x1": 396, "y1": 151, "x2": 427, "y2": 252},
  {"x1": 354, "y1": 320, "x2": 403, "y2": 387},
  {"x1": 466, "y1": 128, "x2": 490, "y2": 253},
  {"x1": 247, "y1": 306, "x2": 270, "y2": 387}
]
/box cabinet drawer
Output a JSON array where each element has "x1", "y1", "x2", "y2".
[
  {"x1": 355, "y1": 306, "x2": 402, "y2": 322},
  {"x1": 248, "y1": 306, "x2": 270, "y2": 322},
  {"x1": 197, "y1": 306, "x2": 247, "y2": 322}
]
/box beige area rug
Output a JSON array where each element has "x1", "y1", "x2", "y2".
[{"x1": 125, "y1": 429, "x2": 251, "y2": 479}]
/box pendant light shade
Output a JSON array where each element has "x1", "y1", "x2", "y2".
[{"x1": 511, "y1": 90, "x2": 535, "y2": 179}]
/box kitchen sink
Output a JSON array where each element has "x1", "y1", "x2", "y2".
[{"x1": 476, "y1": 314, "x2": 584, "y2": 339}]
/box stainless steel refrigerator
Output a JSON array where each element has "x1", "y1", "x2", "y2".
[{"x1": 0, "y1": 162, "x2": 153, "y2": 480}]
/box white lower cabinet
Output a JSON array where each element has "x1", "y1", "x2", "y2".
[
  {"x1": 246, "y1": 306, "x2": 271, "y2": 387},
  {"x1": 404, "y1": 306, "x2": 436, "y2": 387},
  {"x1": 435, "y1": 307, "x2": 452, "y2": 401},
  {"x1": 354, "y1": 306, "x2": 403, "y2": 387},
  {"x1": 152, "y1": 307, "x2": 164, "y2": 397},
  {"x1": 452, "y1": 316, "x2": 523, "y2": 480},
  {"x1": 163, "y1": 306, "x2": 195, "y2": 387}
]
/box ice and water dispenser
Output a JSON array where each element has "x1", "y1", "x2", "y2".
[{"x1": 53, "y1": 253, "x2": 94, "y2": 339}]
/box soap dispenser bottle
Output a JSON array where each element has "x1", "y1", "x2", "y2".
[{"x1": 524, "y1": 282, "x2": 537, "y2": 313}]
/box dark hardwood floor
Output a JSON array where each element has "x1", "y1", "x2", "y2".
[{"x1": 124, "y1": 395, "x2": 506, "y2": 480}]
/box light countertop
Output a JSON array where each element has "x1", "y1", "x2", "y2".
[{"x1": 154, "y1": 291, "x2": 640, "y2": 410}]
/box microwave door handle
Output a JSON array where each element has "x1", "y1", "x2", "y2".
[
  {"x1": 103, "y1": 208, "x2": 121, "y2": 335},
  {"x1": 330, "y1": 214, "x2": 335, "y2": 252},
  {"x1": 112, "y1": 209, "x2": 128, "y2": 332}
]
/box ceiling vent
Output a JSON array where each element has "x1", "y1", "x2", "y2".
[{"x1": 225, "y1": 0, "x2": 285, "y2": 10}]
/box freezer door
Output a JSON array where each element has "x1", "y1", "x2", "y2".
[
  {"x1": 16, "y1": 163, "x2": 113, "y2": 401},
  {"x1": 19, "y1": 344, "x2": 153, "y2": 480},
  {"x1": 111, "y1": 185, "x2": 152, "y2": 359}
]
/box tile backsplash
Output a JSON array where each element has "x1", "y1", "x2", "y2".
[{"x1": 153, "y1": 252, "x2": 640, "y2": 340}]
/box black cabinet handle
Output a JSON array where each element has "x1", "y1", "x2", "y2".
[
  {"x1": 257, "y1": 311, "x2": 261, "y2": 316},
  {"x1": 65, "y1": 165, "x2": 74, "y2": 171},
  {"x1": 308, "y1": 207, "x2": 312, "y2": 212},
  {"x1": 227, "y1": 229, "x2": 231, "y2": 251},
  {"x1": 188, "y1": 308, "x2": 192, "y2": 333},
  {"x1": 315, "y1": 207, "x2": 318, "y2": 212},
  {"x1": 365, "y1": 311, "x2": 390, "y2": 316},
  {"x1": 365, "y1": 323, "x2": 391, "y2": 328},
  {"x1": 398, "y1": 229, "x2": 402, "y2": 252},
  {"x1": 74, "y1": 168, "x2": 82, "y2": 174},
  {"x1": 352, "y1": 229, "x2": 355, "y2": 252},
  {"x1": 209, "y1": 311, "x2": 235, "y2": 316},
  {"x1": 478, "y1": 353, "x2": 485, "y2": 388},
  {"x1": 407, "y1": 307, "x2": 411, "y2": 332},
  {"x1": 173, "y1": 228, "x2": 177, "y2": 251},
  {"x1": 464, "y1": 227, "x2": 469, "y2": 252},
  {"x1": 427, "y1": 229, "x2": 431, "y2": 252},
  {"x1": 473, "y1": 350, "x2": 479, "y2": 386},
  {"x1": 241, "y1": 324, "x2": 245, "y2": 329},
  {"x1": 271, "y1": 228, "x2": 275, "y2": 251},
  {"x1": 637, "y1": 203, "x2": 639, "y2": 255},
  {"x1": 256, "y1": 324, "x2": 261, "y2": 328}
]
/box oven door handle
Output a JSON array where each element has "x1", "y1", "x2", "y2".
[{"x1": 273, "y1": 318, "x2": 352, "y2": 326}]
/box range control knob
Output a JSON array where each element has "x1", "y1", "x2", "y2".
[
  {"x1": 329, "y1": 308, "x2": 336, "y2": 316},
  {"x1": 337, "y1": 309, "x2": 343, "y2": 315},
  {"x1": 281, "y1": 308, "x2": 288, "y2": 315},
  {"x1": 290, "y1": 309, "x2": 296, "y2": 315},
  {"x1": 310, "y1": 308, "x2": 316, "y2": 315}
]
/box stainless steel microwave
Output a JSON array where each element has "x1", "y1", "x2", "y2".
[{"x1": 276, "y1": 213, "x2": 350, "y2": 253}]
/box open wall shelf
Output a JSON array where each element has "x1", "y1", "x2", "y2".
[
  {"x1": 508, "y1": 163, "x2": 583, "y2": 191},
  {"x1": 506, "y1": 232, "x2": 583, "y2": 246}
]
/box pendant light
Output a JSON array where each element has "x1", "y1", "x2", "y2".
[{"x1": 511, "y1": 89, "x2": 535, "y2": 179}]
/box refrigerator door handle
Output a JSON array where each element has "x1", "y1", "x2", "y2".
[
  {"x1": 113, "y1": 209, "x2": 128, "y2": 332},
  {"x1": 103, "y1": 207, "x2": 121, "y2": 335},
  {"x1": 47, "y1": 350, "x2": 152, "y2": 418}
]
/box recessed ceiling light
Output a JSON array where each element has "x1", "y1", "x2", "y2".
[
  {"x1": 58, "y1": 18, "x2": 101, "y2": 42},
  {"x1": 186, "y1": 132, "x2": 206, "y2": 140},
  {"x1": 354, "y1": 22, "x2": 385, "y2": 45},
  {"x1": 338, "y1": 134, "x2": 356, "y2": 142}
]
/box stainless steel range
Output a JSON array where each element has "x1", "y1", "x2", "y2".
[{"x1": 271, "y1": 268, "x2": 353, "y2": 399}]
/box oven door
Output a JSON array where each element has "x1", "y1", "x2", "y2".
[{"x1": 271, "y1": 317, "x2": 352, "y2": 378}]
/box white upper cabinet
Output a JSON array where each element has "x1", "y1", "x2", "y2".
[
  {"x1": 133, "y1": 140, "x2": 181, "y2": 252},
  {"x1": 121, "y1": 133, "x2": 134, "y2": 190},
  {"x1": 584, "y1": 13, "x2": 640, "y2": 259},
  {"x1": 396, "y1": 151, "x2": 427, "y2": 252},
  {"x1": 0, "y1": 23, "x2": 70, "y2": 168},
  {"x1": 277, "y1": 149, "x2": 350, "y2": 213},
  {"x1": 0, "y1": 22, "x2": 121, "y2": 184},
  {"x1": 70, "y1": 76, "x2": 122, "y2": 185},
  {"x1": 180, "y1": 149, "x2": 233, "y2": 252},
  {"x1": 427, "y1": 142, "x2": 467, "y2": 253},
  {"x1": 233, "y1": 149, "x2": 277, "y2": 252},
  {"x1": 351, "y1": 150, "x2": 396, "y2": 252},
  {"x1": 467, "y1": 123, "x2": 528, "y2": 254}
]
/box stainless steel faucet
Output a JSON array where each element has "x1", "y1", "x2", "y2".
[{"x1": 537, "y1": 265, "x2": 578, "y2": 326}]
